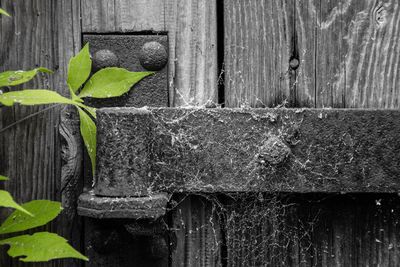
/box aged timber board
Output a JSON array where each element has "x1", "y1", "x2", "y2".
[{"x1": 95, "y1": 108, "x2": 400, "y2": 196}]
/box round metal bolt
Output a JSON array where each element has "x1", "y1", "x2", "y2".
[
  {"x1": 258, "y1": 136, "x2": 291, "y2": 165},
  {"x1": 92, "y1": 49, "x2": 119, "y2": 71},
  {"x1": 139, "y1": 41, "x2": 168, "y2": 71},
  {"x1": 289, "y1": 58, "x2": 300, "y2": 70}
]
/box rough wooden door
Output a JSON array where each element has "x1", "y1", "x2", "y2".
[
  {"x1": 1, "y1": 0, "x2": 400, "y2": 267},
  {"x1": 171, "y1": 0, "x2": 400, "y2": 266},
  {"x1": 220, "y1": 1, "x2": 400, "y2": 266}
]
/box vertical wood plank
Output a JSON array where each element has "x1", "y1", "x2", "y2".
[
  {"x1": 82, "y1": 0, "x2": 166, "y2": 32},
  {"x1": 57, "y1": 1, "x2": 84, "y2": 265},
  {"x1": 316, "y1": 0, "x2": 400, "y2": 108},
  {"x1": 294, "y1": 0, "x2": 317, "y2": 107},
  {"x1": 0, "y1": 0, "x2": 81, "y2": 266},
  {"x1": 170, "y1": 195, "x2": 221, "y2": 267},
  {"x1": 224, "y1": 0, "x2": 294, "y2": 108},
  {"x1": 166, "y1": 0, "x2": 218, "y2": 106}
]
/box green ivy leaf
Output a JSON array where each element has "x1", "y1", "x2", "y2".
[
  {"x1": 0, "y1": 8, "x2": 10, "y2": 17},
  {"x1": 0, "y1": 232, "x2": 88, "y2": 262},
  {"x1": 0, "y1": 190, "x2": 32, "y2": 216},
  {"x1": 0, "y1": 200, "x2": 62, "y2": 235},
  {"x1": 67, "y1": 43, "x2": 92, "y2": 93},
  {"x1": 0, "y1": 175, "x2": 8, "y2": 181},
  {"x1": 0, "y1": 89, "x2": 76, "y2": 106},
  {"x1": 0, "y1": 68, "x2": 52, "y2": 87},
  {"x1": 78, "y1": 67, "x2": 153, "y2": 98},
  {"x1": 77, "y1": 102, "x2": 96, "y2": 119},
  {"x1": 78, "y1": 107, "x2": 96, "y2": 175}
]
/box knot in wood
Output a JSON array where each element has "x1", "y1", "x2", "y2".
[
  {"x1": 139, "y1": 41, "x2": 168, "y2": 71},
  {"x1": 289, "y1": 58, "x2": 300, "y2": 70},
  {"x1": 258, "y1": 136, "x2": 291, "y2": 165},
  {"x1": 92, "y1": 49, "x2": 119, "y2": 71}
]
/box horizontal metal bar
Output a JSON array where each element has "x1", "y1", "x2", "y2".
[
  {"x1": 95, "y1": 108, "x2": 400, "y2": 196},
  {"x1": 78, "y1": 191, "x2": 170, "y2": 219}
]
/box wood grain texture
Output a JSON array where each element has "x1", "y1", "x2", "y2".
[
  {"x1": 224, "y1": 0, "x2": 400, "y2": 108},
  {"x1": 81, "y1": 0, "x2": 219, "y2": 107},
  {"x1": 0, "y1": 0, "x2": 81, "y2": 266},
  {"x1": 223, "y1": 193, "x2": 400, "y2": 267},
  {"x1": 170, "y1": 195, "x2": 222, "y2": 267},
  {"x1": 224, "y1": 0, "x2": 293, "y2": 108},
  {"x1": 82, "y1": 0, "x2": 166, "y2": 32},
  {"x1": 317, "y1": 0, "x2": 400, "y2": 108}
]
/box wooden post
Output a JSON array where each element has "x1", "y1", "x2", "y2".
[{"x1": 0, "y1": 1, "x2": 81, "y2": 266}]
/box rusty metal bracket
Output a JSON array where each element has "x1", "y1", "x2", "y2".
[
  {"x1": 78, "y1": 34, "x2": 170, "y2": 222},
  {"x1": 78, "y1": 191, "x2": 170, "y2": 220},
  {"x1": 93, "y1": 107, "x2": 400, "y2": 195},
  {"x1": 82, "y1": 34, "x2": 169, "y2": 108}
]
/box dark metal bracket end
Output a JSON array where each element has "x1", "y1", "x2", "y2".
[{"x1": 77, "y1": 191, "x2": 170, "y2": 220}]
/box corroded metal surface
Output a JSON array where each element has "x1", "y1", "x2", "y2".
[
  {"x1": 78, "y1": 191, "x2": 170, "y2": 219},
  {"x1": 95, "y1": 107, "x2": 400, "y2": 196},
  {"x1": 82, "y1": 34, "x2": 168, "y2": 107}
]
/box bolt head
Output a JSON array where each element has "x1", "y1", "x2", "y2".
[
  {"x1": 92, "y1": 49, "x2": 119, "y2": 71},
  {"x1": 139, "y1": 41, "x2": 168, "y2": 71},
  {"x1": 259, "y1": 136, "x2": 291, "y2": 165}
]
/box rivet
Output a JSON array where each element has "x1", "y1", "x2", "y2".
[
  {"x1": 258, "y1": 136, "x2": 291, "y2": 165},
  {"x1": 92, "y1": 49, "x2": 119, "y2": 71},
  {"x1": 139, "y1": 41, "x2": 168, "y2": 71},
  {"x1": 289, "y1": 58, "x2": 300, "y2": 70}
]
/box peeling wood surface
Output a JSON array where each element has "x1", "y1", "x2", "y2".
[
  {"x1": 0, "y1": 1, "x2": 81, "y2": 266},
  {"x1": 81, "y1": 0, "x2": 219, "y2": 106},
  {"x1": 224, "y1": 0, "x2": 400, "y2": 108},
  {"x1": 96, "y1": 108, "x2": 400, "y2": 195}
]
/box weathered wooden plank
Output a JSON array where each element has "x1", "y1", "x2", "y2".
[
  {"x1": 82, "y1": 0, "x2": 166, "y2": 32},
  {"x1": 166, "y1": 0, "x2": 219, "y2": 106},
  {"x1": 81, "y1": 0, "x2": 219, "y2": 107},
  {"x1": 222, "y1": 193, "x2": 400, "y2": 267},
  {"x1": 224, "y1": 0, "x2": 400, "y2": 108},
  {"x1": 170, "y1": 195, "x2": 222, "y2": 267},
  {"x1": 57, "y1": 2, "x2": 84, "y2": 267},
  {"x1": 95, "y1": 107, "x2": 400, "y2": 195},
  {"x1": 224, "y1": 0, "x2": 294, "y2": 108},
  {"x1": 293, "y1": 0, "x2": 316, "y2": 108},
  {"x1": 317, "y1": 0, "x2": 400, "y2": 108},
  {"x1": 0, "y1": 0, "x2": 82, "y2": 266},
  {"x1": 224, "y1": 0, "x2": 315, "y2": 108}
]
